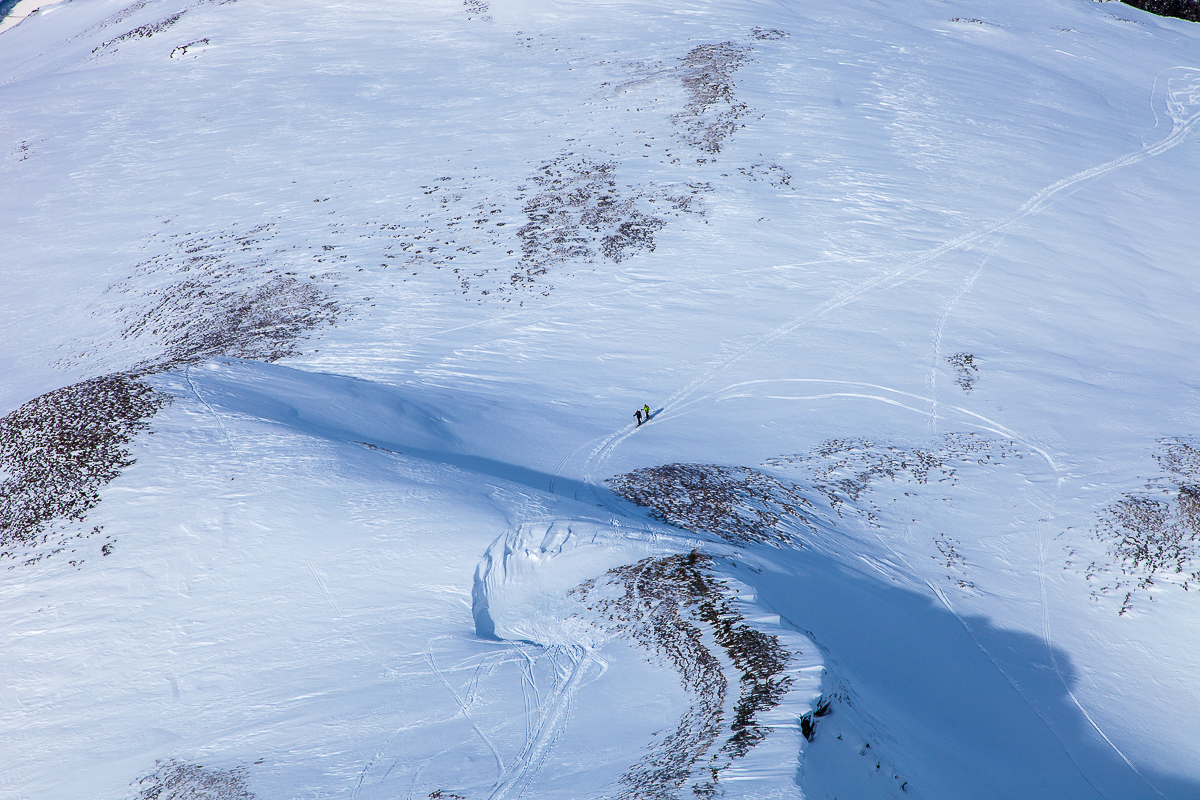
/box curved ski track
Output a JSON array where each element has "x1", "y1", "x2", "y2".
[{"x1": 563, "y1": 67, "x2": 1200, "y2": 798}]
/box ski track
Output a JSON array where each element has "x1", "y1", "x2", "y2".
[
  {"x1": 486, "y1": 645, "x2": 590, "y2": 800},
  {"x1": 306, "y1": 560, "x2": 402, "y2": 679},
  {"x1": 554, "y1": 67, "x2": 1200, "y2": 798},
  {"x1": 576, "y1": 63, "x2": 1200, "y2": 537},
  {"x1": 184, "y1": 365, "x2": 268, "y2": 493},
  {"x1": 351, "y1": 696, "x2": 422, "y2": 800},
  {"x1": 648, "y1": 66, "x2": 1200, "y2": 423},
  {"x1": 424, "y1": 636, "x2": 508, "y2": 780},
  {"x1": 12, "y1": 31, "x2": 1195, "y2": 800},
  {"x1": 394, "y1": 638, "x2": 592, "y2": 800}
]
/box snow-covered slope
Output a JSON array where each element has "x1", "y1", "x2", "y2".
[{"x1": 2, "y1": 0, "x2": 1200, "y2": 798}]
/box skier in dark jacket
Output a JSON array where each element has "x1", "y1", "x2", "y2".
[{"x1": 634, "y1": 408, "x2": 643, "y2": 426}]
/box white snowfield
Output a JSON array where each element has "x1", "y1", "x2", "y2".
[{"x1": 2, "y1": 0, "x2": 1199, "y2": 798}]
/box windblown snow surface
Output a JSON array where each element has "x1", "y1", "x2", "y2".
[{"x1": 2, "y1": 0, "x2": 1200, "y2": 798}]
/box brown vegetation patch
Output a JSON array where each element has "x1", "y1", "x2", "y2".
[
  {"x1": 93, "y1": 11, "x2": 185, "y2": 54},
  {"x1": 134, "y1": 759, "x2": 255, "y2": 800},
  {"x1": 1120, "y1": 0, "x2": 1200, "y2": 22},
  {"x1": 946, "y1": 353, "x2": 979, "y2": 392},
  {"x1": 370, "y1": 163, "x2": 707, "y2": 302},
  {"x1": 610, "y1": 436, "x2": 1017, "y2": 547},
  {"x1": 1087, "y1": 437, "x2": 1200, "y2": 613},
  {"x1": 766, "y1": 433, "x2": 1018, "y2": 526},
  {"x1": 573, "y1": 552, "x2": 792, "y2": 799},
  {"x1": 673, "y1": 43, "x2": 752, "y2": 157},
  {"x1": 751, "y1": 27, "x2": 789, "y2": 41},
  {"x1": 607, "y1": 464, "x2": 817, "y2": 546},
  {"x1": 515, "y1": 152, "x2": 683, "y2": 286},
  {"x1": 0, "y1": 374, "x2": 169, "y2": 565},
  {"x1": 109, "y1": 223, "x2": 343, "y2": 370},
  {"x1": 738, "y1": 161, "x2": 791, "y2": 189},
  {"x1": 462, "y1": 0, "x2": 491, "y2": 21}
]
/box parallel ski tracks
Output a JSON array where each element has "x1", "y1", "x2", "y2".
[{"x1": 486, "y1": 645, "x2": 591, "y2": 800}]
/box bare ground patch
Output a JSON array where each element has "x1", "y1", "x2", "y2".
[
  {"x1": 610, "y1": 435, "x2": 1018, "y2": 547},
  {"x1": 102, "y1": 222, "x2": 344, "y2": 371},
  {"x1": 374, "y1": 157, "x2": 709, "y2": 302},
  {"x1": 572, "y1": 552, "x2": 793, "y2": 799},
  {"x1": 36, "y1": 221, "x2": 344, "y2": 567},
  {"x1": 607, "y1": 463, "x2": 818, "y2": 546},
  {"x1": 0, "y1": 374, "x2": 170, "y2": 566},
  {"x1": 133, "y1": 759, "x2": 255, "y2": 800},
  {"x1": 1085, "y1": 437, "x2": 1200, "y2": 613},
  {"x1": 462, "y1": 0, "x2": 490, "y2": 22},
  {"x1": 92, "y1": 11, "x2": 186, "y2": 55},
  {"x1": 1120, "y1": 0, "x2": 1200, "y2": 23},
  {"x1": 673, "y1": 42, "x2": 752, "y2": 158},
  {"x1": 766, "y1": 433, "x2": 1019, "y2": 526}
]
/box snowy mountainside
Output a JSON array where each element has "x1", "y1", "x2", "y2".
[{"x1": 2, "y1": 0, "x2": 1200, "y2": 798}]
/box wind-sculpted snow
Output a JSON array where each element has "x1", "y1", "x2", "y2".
[
  {"x1": 1086, "y1": 437, "x2": 1200, "y2": 613},
  {"x1": 133, "y1": 759, "x2": 254, "y2": 800},
  {"x1": 572, "y1": 553, "x2": 794, "y2": 799},
  {"x1": 5, "y1": 0, "x2": 1200, "y2": 796},
  {"x1": 0, "y1": 374, "x2": 169, "y2": 565}
]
